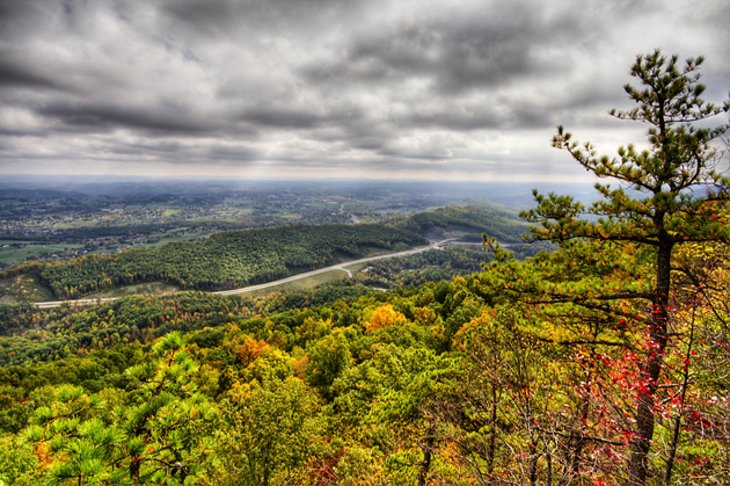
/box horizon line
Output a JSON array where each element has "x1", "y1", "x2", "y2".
[{"x1": 0, "y1": 172, "x2": 597, "y2": 185}]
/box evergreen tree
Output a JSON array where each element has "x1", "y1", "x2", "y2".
[
  {"x1": 121, "y1": 332, "x2": 219, "y2": 484},
  {"x1": 523, "y1": 50, "x2": 729, "y2": 484}
]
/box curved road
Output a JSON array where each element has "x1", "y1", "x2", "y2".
[{"x1": 33, "y1": 239, "x2": 455, "y2": 309}]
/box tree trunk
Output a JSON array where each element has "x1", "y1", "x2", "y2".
[
  {"x1": 628, "y1": 241, "x2": 672, "y2": 485},
  {"x1": 529, "y1": 437, "x2": 539, "y2": 486},
  {"x1": 545, "y1": 438, "x2": 553, "y2": 486},
  {"x1": 487, "y1": 387, "x2": 498, "y2": 476},
  {"x1": 665, "y1": 305, "x2": 695, "y2": 484},
  {"x1": 570, "y1": 362, "x2": 592, "y2": 481},
  {"x1": 417, "y1": 425, "x2": 436, "y2": 486},
  {"x1": 130, "y1": 456, "x2": 141, "y2": 483},
  {"x1": 570, "y1": 395, "x2": 590, "y2": 480}
]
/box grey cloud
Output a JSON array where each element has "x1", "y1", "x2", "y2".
[
  {"x1": 239, "y1": 106, "x2": 362, "y2": 130},
  {"x1": 103, "y1": 140, "x2": 186, "y2": 157},
  {"x1": 160, "y1": 0, "x2": 248, "y2": 39},
  {"x1": 0, "y1": 56, "x2": 67, "y2": 91},
  {"x1": 37, "y1": 102, "x2": 212, "y2": 134},
  {"x1": 401, "y1": 103, "x2": 554, "y2": 131},
  {"x1": 303, "y1": 3, "x2": 584, "y2": 95},
  {"x1": 163, "y1": 0, "x2": 239, "y2": 25},
  {"x1": 0, "y1": 0, "x2": 50, "y2": 34},
  {"x1": 207, "y1": 145, "x2": 260, "y2": 162},
  {"x1": 162, "y1": 0, "x2": 370, "y2": 36},
  {"x1": 377, "y1": 147, "x2": 448, "y2": 161},
  {"x1": 113, "y1": 141, "x2": 260, "y2": 164}
]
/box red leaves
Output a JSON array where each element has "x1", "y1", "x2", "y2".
[
  {"x1": 687, "y1": 409, "x2": 709, "y2": 428},
  {"x1": 692, "y1": 455, "x2": 711, "y2": 467},
  {"x1": 592, "y1": 478, "x2": 614, "y2": 486},
  {"x1": 597, "y1": 353, "x2": 613, "y2": 368},
  {"x1": 620, "y1": 429, "x2": 636, "y2": 446}
]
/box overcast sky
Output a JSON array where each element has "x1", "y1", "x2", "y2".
[{"x1": 1, "y1": 0, "x2": 728, "y2": 182}]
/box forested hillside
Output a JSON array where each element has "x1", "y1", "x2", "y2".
[
  {"x1": 11, "y1": 225, "x2": 426, "y2": 299},
  {"x1": 394, "y1": 204, "x2": 523, "y2": 240},
  {"x1": 394, "y1": 205, "x2": 546, "y2": 257}
]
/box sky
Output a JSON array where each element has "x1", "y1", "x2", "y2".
[{"x1": 0, "y1": 0, "x2": 728, "y2": 182}]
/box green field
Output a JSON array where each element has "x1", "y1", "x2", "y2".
[
  {"x1": 242, "y1": 269, "x2": 350, "y2": 298},
  {"x1": 242, "y1": 262, "x2": 369, "y2": 298},
  {"x1": 0, "y1": 273, "x2": 55, "y2": 303},
  {"x1": 0, "y1": 241, "x2": 84, "y2": 267},
  {"x1": 85, "y1": 281, "x2": 180, "y2": 299},
  {"x1": 135, "y1": 229, "x2": 202, "y2": 248}
]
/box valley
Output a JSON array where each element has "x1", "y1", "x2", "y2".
[{"x1": 0, "y1": 179, "x2": 538, "y2": 304}]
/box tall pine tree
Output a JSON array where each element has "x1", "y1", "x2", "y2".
[{"x1": 523, "y1": 50, "x2": 729, "y2": 484}]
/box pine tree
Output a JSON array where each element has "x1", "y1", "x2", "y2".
[
  {"x1": 121, "y1": 332, "x2": 219, "y2": 484},
  {"x1": 523, "y1": 50, "x2": 729, "y2": 484}
]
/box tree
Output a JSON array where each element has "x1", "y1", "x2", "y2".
[
  {"x1": 120, "y1": 332, "x2": 219, "y2": 484},
  {"x1": 523, "y1": 50, "x2": 729, "y2": 484},
  {"x1": 214, "y1": 377, "x2": 325, "y2": 485},
  {"x1": 21, "y1": 384, "x2": 124, "y2": 484}
]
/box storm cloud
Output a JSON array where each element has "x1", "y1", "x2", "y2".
[{"x1": 0, "y1": 0, "x2": 728, "y2": 180}]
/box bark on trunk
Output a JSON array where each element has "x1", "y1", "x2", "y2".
[
  {"x1": 130, "y1": 456, "x2": 141, "y2": 484},
  {"x1": 529, "y1": 435, "x2": 539, "y2": 486},
  {"x1": 664, "y1": 306, "x2": 695, "y2": 484},
  {"x1": 417, "y1": 425, "x2": 436, "y2": 486},
  {"x1": 628, "y1": 241, "x2": 672, "y2": 485},
  {"x1": 487, "y1": 387, "x2": 498, "y2": 476}
]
